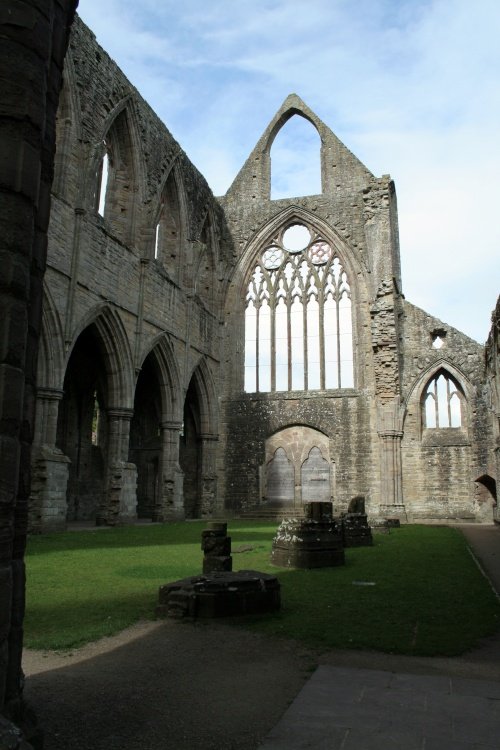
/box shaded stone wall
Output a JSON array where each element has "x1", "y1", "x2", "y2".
[
  {"x1": 485, "y1": 296, "x2": 500, "y2": 522},
  {"x1": 0, "y1": 0, "x2": 78, "y2": 742},
  {"x1": 31, "y1": 16, "x2": 235, "y2": 531}
]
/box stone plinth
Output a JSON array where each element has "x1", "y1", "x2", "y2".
[
  {"x1": 341, "y1": 513, "x2": 373, "y2": 547},
  {"x1": 271, "y1": 516, "x2": 345, "y2": 569},
  {"x1": 156, "y1": 570, "x2": 281, "y2": 619}
]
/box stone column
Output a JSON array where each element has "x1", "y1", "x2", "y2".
[
  {"x1": 155, "y1": 421, "x2": 184, "y2": 521},
  {"x1": 97, "y1": 408, "x2": 137, "y2": 526},
  {"x1": 377, "y1": 399, "x2": 406, "y2": 520},
  {"x1": 0, "y1": 1, "x2": 78, "y2": 744},
  {"x1": 378, "y1": 430, "x2": 406, "y2": 519},
  {"x1": 199, "y1": 433, "x2": 218, "y2": 518},
  {"x1": 30, "y1": 388, "x2": 70, "y2": 532}
]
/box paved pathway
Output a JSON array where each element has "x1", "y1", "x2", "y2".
[{"x1": 258, "y1": 524, "x2": 500, "y2": 750}]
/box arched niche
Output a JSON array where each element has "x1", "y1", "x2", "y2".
[{"x1": 263, "y1": 425, "x2": 332, "y2": 506}]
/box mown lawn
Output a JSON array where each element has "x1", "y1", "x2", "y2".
[{"x1": 25, "y1": 522, "x2": 500, "y2": 656}]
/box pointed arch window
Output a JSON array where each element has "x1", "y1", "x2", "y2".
[
  {"x1": 153, "y1": 170, "x2": 182, "y2": 272},
  {"x1": 423, "y1": 371, "x2": 463, "y2": 429},
  {"x1": 244, "y1": 221, "x2": 354, "y2": 392},
  {"x1": 271, "y1": 114, "x2": 321, "y2": 199},
  {"x1": 95, "y1": 141, "x2": 110, "y2": 216}
]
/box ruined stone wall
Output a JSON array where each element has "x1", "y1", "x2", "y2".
[
  {"x1": 400, "y1": 302, "x2": 491, "y2": 519},
  {"x1": 218, "y1": 96, "x2": 400, "y2": 516},
  {"x1": 31, "y1": 16, "x2": 234, "y2": 531},
  {"x1": 485, "y1": 296, "x2": 500, "y2": 522}
]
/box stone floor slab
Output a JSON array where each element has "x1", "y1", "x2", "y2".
[{"x1": 257, "y1": 665, "x2": 500, "y2": 750}]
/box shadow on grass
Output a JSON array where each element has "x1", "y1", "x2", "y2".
[{"x1": 27, "y1": 522, "x2": 277, "y2": 555}]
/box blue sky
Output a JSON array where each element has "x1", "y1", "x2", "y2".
[{"x1": 77, "y1": 0, "x2": 499, "y2": 343}]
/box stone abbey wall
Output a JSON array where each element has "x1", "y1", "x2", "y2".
[
  {"x1": 31, "y1": 17, "x2": 236, "y2": 531},
  {"x1": 26, "y1": 16, "x2": 500, "y2": 532}
]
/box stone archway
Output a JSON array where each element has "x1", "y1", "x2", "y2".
[
  {"x1": 129, "y1": 354, "x2": 162, "y2": 519},
  {"x1": 474, "y1": 475, "x2": 497, "y2": 523},
  {"x1": 263, "y1": 425, "x2": 332, "y2": 508}
]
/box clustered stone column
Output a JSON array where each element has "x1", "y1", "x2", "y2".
[
  {"x1": 155, "y1": 421, "x2": 184, "y2": 521},
  {"x1": 0, "y1": 1, "x2": 78, "y2": 745},
  {"x1": 97, "y1": 408, "x2": 137, "y2": 526},
  {"x1": 202, "y1": 522, "x2": 232, "y2": 573},
  {"x1": 199, "y1": 433, "x2": 218, "y2": 518}
]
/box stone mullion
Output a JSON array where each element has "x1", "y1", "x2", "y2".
[
  {"x1": 336, "y1": 293, "x2": 342, "y2": 388},
  {"x1": 255, "y1": 297, "x2": 260, "y2": 393},
  {"x1": 319, "y1": 287, "x2": 326, "y2": 390},
  {"x1": 270, "y1": 291, "x2": 276, "y2": 392},
  {"x1": 287, "y1": 295, "x2": 292, "y2": 391},
  {"x1": 303, "y1": 293, "x2": 309, "y2": 391}
]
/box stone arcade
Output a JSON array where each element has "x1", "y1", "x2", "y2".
[
  {"x1": 1, "y1": 5, "x2": 500, "y2": 745},
  {"x1": 28, "y1": 16, "x2": 499, "y2": 534}
]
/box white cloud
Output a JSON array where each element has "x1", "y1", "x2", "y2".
[{"x1": 77, "y1": 0, "x2": 500, "y2": 341}]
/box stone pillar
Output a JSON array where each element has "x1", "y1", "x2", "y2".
[
  {"x1": 0, "y1": 1, "x2": 78, "y2": 744},
  {"x1": 494, "y1": 431, "x2": 500, "y2": 524},
  {"x1": 377, "y1": 399, "x2": 406, "y2": 520},
  {"x1": 378, "y1": 430, "x2": 406, "y2": 519},
  {"x1": 200, "y1": 433, "x2": 218, "y2": 518},
  {"x1": 30, "y1": 388, "x2": 70, "y2": 532},
  {"x1": 155, "y1": 421, "x2": 184, "y2": 521},
  {"x1": 97, "y1": 408, "x2": 137, "y2": 526}
]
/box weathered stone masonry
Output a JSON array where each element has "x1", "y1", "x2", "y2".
[
  {"x1": 28, "y1": 24, "x2": 499, "y2": 532},
  {"x1": 0, "y1": 5, "x2": 498, "y2": 744}
]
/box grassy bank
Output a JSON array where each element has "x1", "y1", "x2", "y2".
[{"x1": 25, "y1": 522, "x2": 499, "y2": 655}]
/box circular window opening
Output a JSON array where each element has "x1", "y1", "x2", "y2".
[
  {"x1": 282, "y1": 224, "x2": 311, "y2": 253},
  {"x1": 308, "y1": 241, "x2": 332, "y2": 266},
  {"x1": 262, "y1": 246, "x2": 284, "y2": 270}
]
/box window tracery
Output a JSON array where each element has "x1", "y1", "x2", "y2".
[
  {"x1": 423, "y1": 371, "x2": 463, "y2": 429},
  {"x1": 244, "y1": 222, "x2": 353, "y2": 392}
]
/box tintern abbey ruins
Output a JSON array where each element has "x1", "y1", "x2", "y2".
[
  {"x1": 1, "y1": 4, "x2": 499, "y2": 743},
  {"x1": 29, "y1": 16, "x2": 500, "y2": 532}
]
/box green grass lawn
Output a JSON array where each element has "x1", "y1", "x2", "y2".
[{"x1": 24, "y1": 522, "x2": 500, "y2": 656}]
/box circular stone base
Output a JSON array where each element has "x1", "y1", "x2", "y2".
[{"x1": 156, "y1": 570, "x2": 280, "y2": 619}]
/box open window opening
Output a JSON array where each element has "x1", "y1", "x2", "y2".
[
  {"x1": 423, "y1": 370, "x2": 463, "y2": 429},
  {"x1": 96, "y1": 144, "x2": 109, "y2": 216},
  {"x1": 270, "y1": 114, "x2": 321, "y2": 200}
]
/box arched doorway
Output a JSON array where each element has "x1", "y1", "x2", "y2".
[
  {"x1": 129, "y1": 354, "x2": 162, "y2": 519},
  {"x1": 56, "y1": 326, "x2": 107, "y2": 521}
]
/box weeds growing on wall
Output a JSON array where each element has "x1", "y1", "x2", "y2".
[{"x1": 25, "y1": 523, "x2": 499, "y2": 656}]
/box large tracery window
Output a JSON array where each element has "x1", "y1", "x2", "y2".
[
  {"x1": 244, "y1": 222, "x2": 354, "y2": 392},
  {"x1": 423, "y1": 371, "x2": 463, "y2": 428}
]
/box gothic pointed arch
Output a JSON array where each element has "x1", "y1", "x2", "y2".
[
  {"x1": 137, "y1": 334, "x2": 182, "y2": 422},
  {"x1": 53, "y1": 54, "x2": 82, "y2": 201},
  {"x1": 270, "y1": 112, "x2": 322, "y2": 199},
  {"x1": 263, "y1": 424, "x2": 332, "y2": 507},
  {"x1": 404, "y1": 360, "x2": 470, "y2": 436},
  {"x1": 67, "y1": 305, "x2": 134, "y2": 409},
  {"x1": 151, "y1": 159, "x2": 187, "y2": 282},
  {"x1": 186, "y1": 357, "x2": 217, "y2": 435},
  {"x1": 89, "y1": 97, "x2": 145, "y2": 245},
  {"x1": 194, "y1": 211, "x2": 216, "y2": 310},
  {"x1": 238, "y1": 208, "x2": 358, "y2": 392},
  {"x1": 38, "y1": 284, "x2": 65, "y2": 390}
]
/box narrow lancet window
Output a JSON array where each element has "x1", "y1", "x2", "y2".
[{"x1": 96, "y1": 146, "x2": 109, "y2": 217}]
